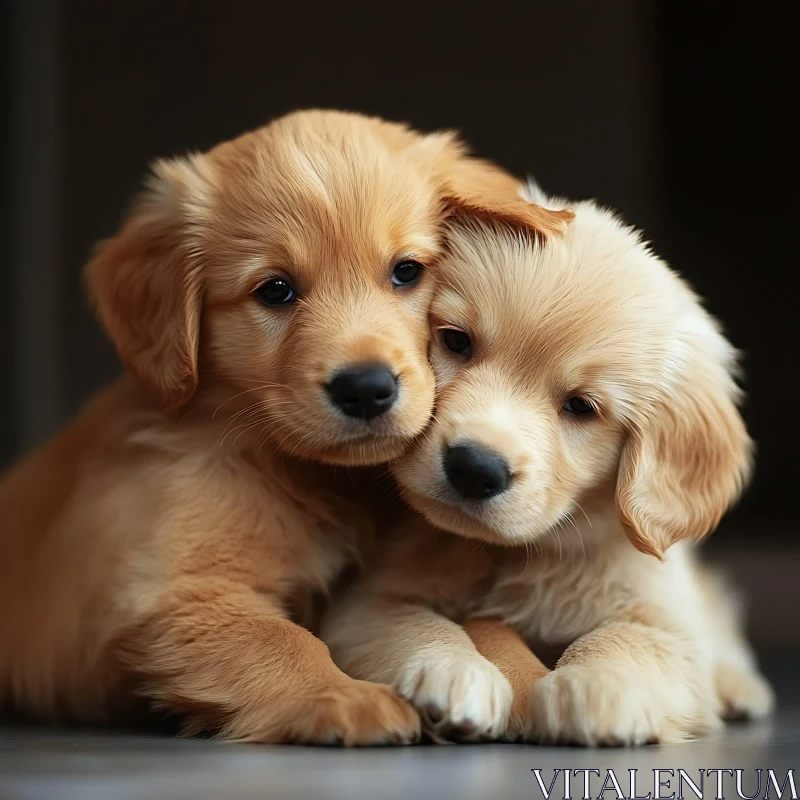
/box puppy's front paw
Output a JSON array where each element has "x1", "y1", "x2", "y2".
[
  {"x1": 526, "y1": 665, "x2": 715, "y2": 746},
  {"x1": 395, "y1": 650, "x2": 512, "y2": 741},
  {"x1": 288, "y1": 679, "x2": 421, "y2": 746},
  {"x1": 715, "y1": 662, "x2": 775, "y2": 721}
]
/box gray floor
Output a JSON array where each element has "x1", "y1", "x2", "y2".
[{"x1": 1, "y1": 660, "x2": 797, "y2": 800}]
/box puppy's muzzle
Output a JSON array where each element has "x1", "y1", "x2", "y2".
[
  {"x1": 325, "y1": 362, "x2": 398, "y2": 421},
  {"x1": 443, "y1": 442, "x2": 511, "y2": 500}
]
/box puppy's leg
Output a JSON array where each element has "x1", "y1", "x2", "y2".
[
  {"x1": 463, "y1": 617, "x2": 549, "y2": 741},
  {"x1": 322, "y1": 595, "x2": 512, "y2": 742},
  {"x1": 696, "y1": 565, "x2": 775, "y2": 721},
  {"x1": 122, "y1": 580, "x2": 420, "y2": 745},
  {"x1": 526, "y1": 614, "x2": 719, "y2": 746}
]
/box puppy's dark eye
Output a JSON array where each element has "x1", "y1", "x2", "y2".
[
  {"x1": 563, "y1": 396, "x2": 595, "y2": 415},
  {"x1": 256, "y1": 278, "x2": 296, "y2": 306},
  {"x1": 391, "y1": 260, "x2": 423, "y2": 287},
  {"x1": 441, "y1": 328, "x2": 472, "y2": 357}
]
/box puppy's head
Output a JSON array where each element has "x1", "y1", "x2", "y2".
[
  {"x1": 87, "y1": 111, "x2": 571, "y2": 466},
  {"x1": 393, "y1": 189, "x2": 752, "y2": 556}
]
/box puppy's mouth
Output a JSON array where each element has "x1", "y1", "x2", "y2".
[
  {"x1": 403, "y1": 478, "x2": 588, "y2": 551},
  {"x1": 399, "y1": 483, "x2": 516, "y2": 545},
  {"x1": 313, "y1": 431, "x2": 416, "y2": 467},
  {"x1": 318, "y1": 372, "x2": 425, "y2": 452},
  {"x1": 310, "y1": 396, "x2": 423, "y2": 466},
  {"x1": 325, "y1": 412, "x2": 407, "y2": 438},
  {"x1": 260, "y1": 361, "x2": 433, "y2": 465}
]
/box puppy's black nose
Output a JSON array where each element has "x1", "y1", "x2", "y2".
[
  {"x1": 444, "y1": 443, "x2": 511, "y2": 500},
  {"x1": 326, "y1": 363, "x2": 398, "y2": 421}
]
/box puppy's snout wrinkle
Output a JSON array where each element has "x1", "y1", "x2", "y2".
[
  {"x1": 326, "y1": 363, "x2": 398, "y2": 421},
  {"x1": 444, "y1": 442, "x2": 511, "y2": 500}
]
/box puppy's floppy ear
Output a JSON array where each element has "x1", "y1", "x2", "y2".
[
  {"x1": 87, "y1": 155, "x2": 212, "y2": 411},
  {"x1": 616, "y1": 368, "x2": 753, "y2": 558},
  {"x1": 412, "y1": 131, "x2": 574, "y2": 238},
  {"x1": 441, "y1": 159, "x2": 575, "y2": 239}
]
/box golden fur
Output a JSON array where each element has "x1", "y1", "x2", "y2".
[
  {"x1": 321, "y1": 187, "x2": 775, "y2": 745},
  {"x1": 0, "y1": 112, "x2": 570, "y2": 744}
]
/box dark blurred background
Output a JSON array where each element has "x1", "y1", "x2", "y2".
[{"x1": 3, "y1": 1, "x2": 796, "y2": 605}]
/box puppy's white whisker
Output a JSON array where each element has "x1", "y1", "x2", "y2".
[
  {"x1": 224, "y1": 399, "x2": 296, "y2": 432},
  {"x1": 222, "y1": 401, "x2": 273, "y2": 434},
  {"x1": 211, "y1": 385, "x2": 275, "y2": 418},
  {"x1": 227, "y1": 416, "x2": 273, "y2": 448}
]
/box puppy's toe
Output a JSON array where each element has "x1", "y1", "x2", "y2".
[
  {"x1": 294, "y1": 679, "x2": 421, "y2": 747},
  {"x1": 396, "y1": 650, "x2": 513, "y2": 742},
  {"x1": 424, "y1": 705, "x2": 444, "y2": 725},
  {"x1": 716, "y1": 662, "x2": 775, "y2": 721},
  {"x1": 526, "y1": 666, "x2": 679, "y2": 747}
]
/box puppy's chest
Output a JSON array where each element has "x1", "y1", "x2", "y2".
[
  {"x1": 263, "y1": 494, "x2": 360, "y2": 594},
  {"x1": 247, "y1": 468, "x2": 369, "y2": 600},
  {"x1": 480, "y1": 558, "x2": 624, "y2": 645}
]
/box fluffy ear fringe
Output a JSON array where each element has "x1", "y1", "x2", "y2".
[
  {"x1": 616, "y1": 374, "x2": 753, "y2": 558},
  {"x1": 86, "y1": 156, "x2": 212, "y2": 410}
]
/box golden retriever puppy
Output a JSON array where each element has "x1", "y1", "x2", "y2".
[
  {"x1": 0, "y1": 113, "x2": 571, "y2": 744},
  {"x1": 321, "y1": 185, "x2": 775, "y2": 746}
]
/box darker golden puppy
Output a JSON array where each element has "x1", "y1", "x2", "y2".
[{"x1": 0, "y1": 111, "x2": 570, "y2": 744}]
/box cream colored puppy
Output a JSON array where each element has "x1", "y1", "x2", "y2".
[{"x1": 321, "y1": 185, "x2": 775, "y2": 746}]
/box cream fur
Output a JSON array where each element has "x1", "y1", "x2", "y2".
[{"x1": 321, "y1": 193, "x2": 774, "y2": 746}]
